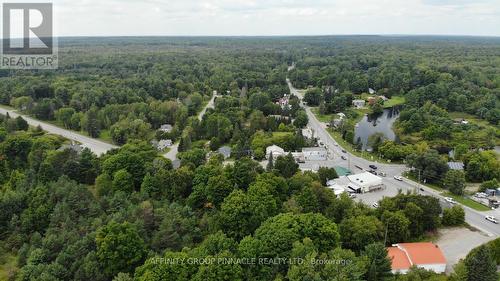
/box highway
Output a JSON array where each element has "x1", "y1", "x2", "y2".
[
  {"x1": 0, "y1": 93, "x2": 217, "y2": 161},
  {"x1": 286, "y1": 79, "x2": 500, "y2": 237},
  {"x1": 0, "y1": 107, "x2": 118, "y2": 155}
]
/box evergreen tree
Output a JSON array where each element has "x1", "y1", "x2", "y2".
[{"x1": 465, "y1": 245, "x2": 498, "y2": 281}]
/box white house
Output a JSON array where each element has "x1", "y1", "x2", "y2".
[
  {"x1": 159, "y1": 124, "x2": 173, "y2": 133},
  {"x1": 156, "y1": 139, "x2": 172, "y2": 151},
  {"x1": 387, "y1": 243, "x2": 446, "y2": 274},
  {"x1": 302, "y1": 147, "x2": 328, "y2": 161},
  {"x1": 266, "y1": 145, "x2": 285, "y2": 159},
  {"x1": 352, "y1": 99, "x2": 366, "y2": 109},
  {"x1": 346, "y1": 172, "x2": 383, "y2": 193},
  {"x1": 368, "y1": 88, "x2": 376, "y2": 94}
]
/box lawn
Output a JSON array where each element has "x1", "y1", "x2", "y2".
[
  {"x1": 311, "y1": 108, "x2": 335, "y2": 123},
  {"x1": 441, "y1": 192, "x2": 491, "y2": 212},
  {"x1": 383, "y1": 96, "x2": 406, "y2": 108}
]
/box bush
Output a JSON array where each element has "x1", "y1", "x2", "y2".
[{"x1": 442, "y1": 205, "x2": 465, "y2": 226}]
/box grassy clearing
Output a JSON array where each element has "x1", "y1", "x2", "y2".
[
  {"x1": 383, "y1": 96, "x2": 406, "y2": 108},
  {"x1": 441, "y1": 192, "x2": 491, "y2": 211},
  {"x1": 0, "y1": 252, "x2": 17, "y2": 281},
  {"x1": 311, "y1": 108, "x2": 335, "y2": 123}
]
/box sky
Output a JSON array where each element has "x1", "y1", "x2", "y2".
[{"x1": 5, "y1": 0, "x2": 500, "y2": 36}]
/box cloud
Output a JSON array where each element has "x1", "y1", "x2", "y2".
[{"x1": 6, "y1": 0, "x2": 498, "y2": 36}]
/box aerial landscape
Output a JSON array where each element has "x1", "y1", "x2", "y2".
[{"x1": 0, "y1": 1, "x2": 499, "y2": 281}]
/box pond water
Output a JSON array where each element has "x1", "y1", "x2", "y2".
[{"x1": 354, "y1": 107, "x2": 400, "y2": 150}]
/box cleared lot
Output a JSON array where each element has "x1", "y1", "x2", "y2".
[{"x1": 435, "y1": 227, "x2": 494, "y2": 273}]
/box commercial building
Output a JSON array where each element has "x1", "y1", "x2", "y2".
[
  {"x1": 347, "y1": 172, "x2": 384, "y2": 193},
  {"x1": 387, "y1": 243, "x2": 446, "y2": 274}
]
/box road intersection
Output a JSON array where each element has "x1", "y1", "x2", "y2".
[{"x1": 287, "y1": 79, "x2": 500, "y2": 237}]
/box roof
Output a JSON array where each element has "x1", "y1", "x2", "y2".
[
  {"x1": 217, "y1": 146, "x2": 232, "y2": 157},
  {"x1": 352, "y1": 99, "x2": 365, "y2": 103},
  {"x1": 447, "y1": 162, "x2": 464, "y2": 170},
  {"x1": 388, "y1": 243, "x2": 446, "y2": 271},
  {"x1": 266, "y1": 145, "x2": 284, "y2": 153},
  {"x1": 347, "y1": 172, "x2": 382, "y2": 187},
  {"x1": 302, "y1": 147, "x2": 327, "y2": 152},
  {"x1": 387, "y1": 247, "x2": 412, "y2": 270}
]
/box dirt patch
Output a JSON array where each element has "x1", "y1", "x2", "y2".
[{"x1": 435, "y1": 227, "x2": 494, "y2": 273}]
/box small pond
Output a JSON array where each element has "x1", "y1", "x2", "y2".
[{"x1": 354, "y1": 107, "x2": 400, "y2": 150}]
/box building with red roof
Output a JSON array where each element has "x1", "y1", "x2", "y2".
[{"x1": 387, "y1": 242, "x2": 447, "y2": 274}]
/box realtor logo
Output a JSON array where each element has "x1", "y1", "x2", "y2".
[{"x1": 1, "y1": 3, "x2": 57, "y2": 69}]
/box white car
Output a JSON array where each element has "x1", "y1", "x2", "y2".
[
  {"x1": 372, "y1": 202, "x2": 379, "y2": 208},
  {"x1": 394, "y1": 176, "x2": 403, "y2": 181},
  {"x1": 444, "y1": 197, "x2": 456, "y2": 204},
  {"x1": 485, "y1": 216, "x2": 498, "y2": 224}
]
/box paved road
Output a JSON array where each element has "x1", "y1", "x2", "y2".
[
  {"x1": 287, "y1": 79, "x2": 500, "y2": 237},
  {"x1": 0, "y1": 107, "x2": 118, "y2": 155},
  {"x1": 163, "y1": 94, "x2": 217, "y2": 162}
]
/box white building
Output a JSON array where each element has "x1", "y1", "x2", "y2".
[
  {"x1": 347, "y1": 172, "x2": 383, "y2": 193},
  {"x1": 159, "y1": 124, "x2": 173, "y2": 133},
  {"x1": 352, "y1": 99, "x2": 366, "y2": 109},
  {"x1": 266, "y1": 145, "x2": 285, "y2": 159},
  {"x1": 302, "y1": 147, "x2": 328, "y2": 161},
  {"x1": 153, "y1": 139, "x2": 172, "y2": 151}
]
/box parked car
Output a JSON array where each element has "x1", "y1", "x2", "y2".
[
  {"x1": 444, "y1": 197, "x2": 456, "y2": 204},
  {"x1": 394, "y1": 176, "x2": 403, "y2": 181},
  {"x1": 369, "y1": 164, "x2": 378, "y2": 170},
  {"x1": 341, "y1": 149, "x2": 347, "y2": 153},
  {"x1": 341, "y1": 156, "x2": 347, "y2": 160},
  {"x1": 372, "y1": 202, "x2": 379, "y2": 208},
  {"x1": 368, "y1": 170, "x2": 377, "y2": 175},
  {"x1": 485, "y1": 215, "x2": 498, "y2": 224},
  {"x1": 419, "y1": 187, "x2": 425, "y2": 192},
  {"x1": 378, "y1": 172, "x2": 386, "y2": 177},
  {"x1": 349, "y1": 193, "x2": 357, "y2": 198}
]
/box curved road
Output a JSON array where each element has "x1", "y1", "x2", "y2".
[
  {"x1": 287, "y1": 79, "x2": 500, "y2": 237},
  {"x1": 163, "y1": 94, "x2": 217, "y2": 162}
]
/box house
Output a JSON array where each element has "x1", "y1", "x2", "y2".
[
  {"x1": 276, "y1": 94, "x2": 291, "y2": 110},
  {"x1": 447, "y1": 161, "x2": 464, "y2": 171},
  {"x1": 346, "y1": 172, "x2": 383, "y2": 193},
  {"x1": 352, "y1": 99, "x2": 366, "y2": 109},
  {"x1": 387, "y1": 242, "x2": 446, "y2": 274},
  {"x1": 302, "y1": 147, "x2": 328, "y2": 161},
  {"x1": 159, "y1": 124, "x2": 173, "y2": 133},
  {"x1": 368, "y1": 88, "x2": 376, "y2": 94},
  {"x1": 266, "y1": 145, "x2": 285, "y2": 159},
  {"x1": 151, "y1": 139, "x2": 172, "y2": 151},
  {"x1": 58, "y1": 143, "x2": 83, "y2": 154},
  {"x1": 217, "y1": 146, "x2": 232, "y2": 159}
]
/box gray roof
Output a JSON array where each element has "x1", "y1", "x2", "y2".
[
  {"x1": 217, "y1": 146, "x2": 232, "y2": 158},
  {"x1": 447, "y1": 162, "x2": 464, "y2": 170}
]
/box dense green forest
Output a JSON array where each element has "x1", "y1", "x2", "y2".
[{"x1": 0, "y1": 36, "x2": 499, "y2": 281}]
